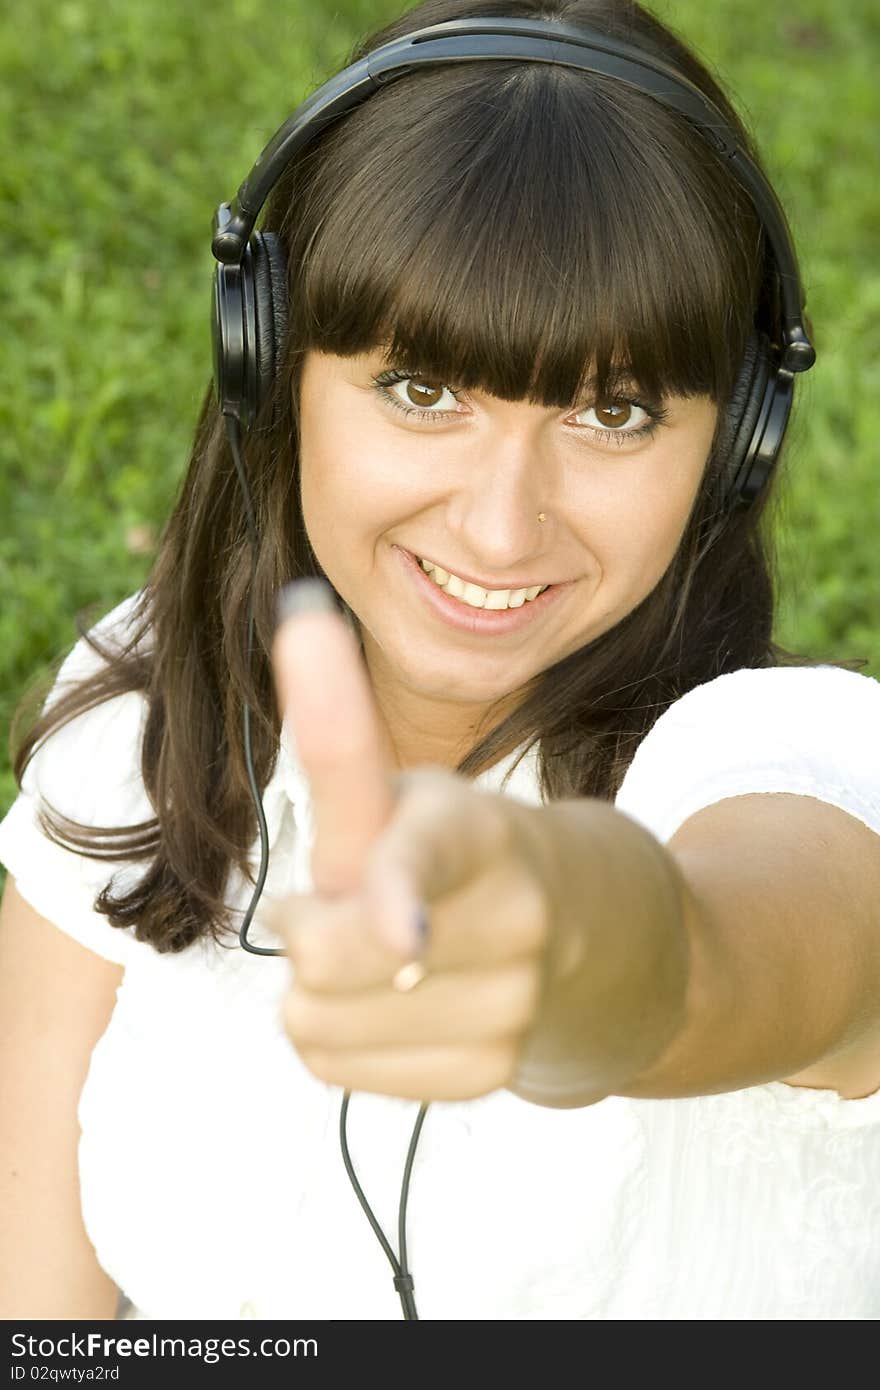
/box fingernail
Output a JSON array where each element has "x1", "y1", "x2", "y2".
[
  {"x1": 413, "y1": 904, "x2": 430, "y2": 953},
  {"x1": 394, "y1": 903, "x2": 430, "y2": 961},
  {"x1": 369, "y1": 873, "x2": 427, "y2": 959},
  {"x1": 274, "y1": 578, "x2": 338, "y2": 630}
]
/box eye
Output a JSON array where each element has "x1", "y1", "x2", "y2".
[
  {"x1": 370, "y1": 368, "x2": 669, "y2": 443},
  {"x1": 393, "y1": 376, "x2": 458, "y2": 411},
  {"x1": 573, "y1": 400, "x2": 651, "y2": 433},
  {"x1": 371, "y1": 369, "x2": 463, "y2": 423},
  {"x1": 570, "y1": 397, "x2": 669, "y2": 447}
]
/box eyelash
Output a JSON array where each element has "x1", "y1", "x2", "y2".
[{"x1": 370, "y1": 369, "x2": 669, "y2": 446}]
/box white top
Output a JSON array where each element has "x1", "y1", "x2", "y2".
[{"x1": 3, "y1": 591, "x2": 880, "y2": 1321}]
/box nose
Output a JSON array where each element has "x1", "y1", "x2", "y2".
[{"x1": 447, "y1": 431, "x2": 553, "y2": 574}]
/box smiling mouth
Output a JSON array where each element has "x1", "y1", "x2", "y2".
[{"x1": 416, "y1": 556, "x2": 549, "y2": 611}]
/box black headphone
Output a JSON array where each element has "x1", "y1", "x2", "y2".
[
  {"x1": 211, "y1": 14, "x2": 816, "y2": 511},
  {"x1": 210, "y1": 15, "x2": 819, "y2": 1321}
]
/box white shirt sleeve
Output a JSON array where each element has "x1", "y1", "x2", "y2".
[
  {"x1": 0, "y1": 593, "x2": 152, "y2": 966},
  {"x1": 614, "y1": 662, "x2": 880, "y2": 1121},
  {"x1": 615, "y1": 663, "x2": 880, "y2": 845}
]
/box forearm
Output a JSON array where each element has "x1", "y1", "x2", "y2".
[{"x1": 507, "y1": 798, "x2": 691, "y2": 1109}]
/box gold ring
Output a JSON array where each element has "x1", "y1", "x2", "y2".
[{"x1": 392, "y1": 960, "x2": 428, "y2": 992}]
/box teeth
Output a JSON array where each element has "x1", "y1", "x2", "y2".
[
  {"x1": 446, "y1": 574, "x2": 467, "y2": 600},
  {"x1": 418, "y1": 557, "x2": 548, "y2": 611},
  {"x1": 484, "y1": 588, "x2": 510, "y2": 611}
]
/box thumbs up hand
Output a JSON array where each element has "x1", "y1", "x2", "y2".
[{"x1": 267, "y1": 579, "x2": 555, "y2": 1103}]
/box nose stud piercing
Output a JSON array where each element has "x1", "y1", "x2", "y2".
[{"x1": 537, "y1": 512, "x2": 547, "y2": 523}]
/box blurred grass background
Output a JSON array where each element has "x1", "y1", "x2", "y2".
[{"x1": 1, "y1": 0, "x2": 877, "y2": 826}]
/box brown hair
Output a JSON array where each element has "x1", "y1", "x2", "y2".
[{"x1": 10, "y1": 0, "x2": 862, "y2": 954}]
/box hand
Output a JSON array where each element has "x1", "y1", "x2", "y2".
[{"x1": 267, "y1": 582, "x2": 554, "y2": 1103}]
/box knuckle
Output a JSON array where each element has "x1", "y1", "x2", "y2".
[
  {"x1": 298, "y1": 1046, "x2": 339, "y2": 1086},
  {"x1": 296, "y1": 955, "x2": 332, "y2": 994},
  {"x1": 505, "y1": 961, "x2": 544, "y2": 1032},
  {"x1": 392, "y1": 767, "x2": 465, "y2": 827},
  {"x1": 467, "y1": 1043, "x2": 519, "y2": 1097},
  {"x1": 482, "y1": 792, "x2": 516, "y2": 852},
  {"x1": 288, "y1": 928, "x2": 337, "y2": 992},
  {"x1": 507, "y1": 863, "x2": 553, "y2": 948},
  {"x1": 271, "y1": 895, "x2": 316, "y2": 948},
  {"x1": 476, "y1": 964, "x2": 541, "y2": 1040},
  {"x1": 282, "y1": 987, "x2": 322, "y2": 1047}
]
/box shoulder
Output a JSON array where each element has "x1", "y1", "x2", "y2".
[
  {"x1": 49, "y1": 588, "x2": 150, "y2": 697},
  {"x1": 25, "y1": 589, "x2": 151, "y2": 807},
  {"x1": 650, "y1": 662, "x2": 878, "y2": 729},
  {"x1": 0, "y1": 590, "x2": 154, "y2": 967},
  {"x1": 615, "y1": 664, "x2": 880, "y2": 846},
  {"x1": 629, "y1": 661, "x2": 880, "y2": 757}
]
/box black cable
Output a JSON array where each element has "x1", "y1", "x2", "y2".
[
  {"x1": 398, "y1": 1098, "x2": 429, "y2": 1302},
  {"x1": 340, "y1": 1091, "x2": 428, "y2": 1320},
  {"x1": 225, "y1": 414, "x2": 283, "y2": 957},
  {"x1": 226, "y1": 412, "x2": 430, "y2": 1317}
]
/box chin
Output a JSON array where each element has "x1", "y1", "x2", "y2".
[{"x1": 405, "y1": 652, "x2": 535, "y2": 707}]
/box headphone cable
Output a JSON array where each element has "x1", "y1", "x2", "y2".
[
  {"x1": 226, "y1": 414, "x2": 277, "y2": 957},
  {"x1": 340, "y1": 1092, "x2": 428, "y2": 1320},
  {"x1": 225, "y1": 412, "x2": 428, "y2": 1319}
]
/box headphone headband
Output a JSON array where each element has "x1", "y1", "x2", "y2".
[{"x1": 211, "y1": 15, "x2": 815, "y2": 373}]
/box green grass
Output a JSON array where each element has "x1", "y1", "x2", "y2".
[{"x1": 1, "y1": 0, "x2": 878, "y2": 825}]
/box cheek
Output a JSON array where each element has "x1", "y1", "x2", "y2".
[
  {"x1": 300, "y1": 447, "x2": 421, "y2": 551},
  {"x1": 298, "y1": 413, "x2": 370, "y2": 566},
  {"x1": 299, "y1": 401, "x2": 441, "y2": 541},
  {"x1": 298, "y1": 406, "x2": 361, "y2": 518},
  {"x1": 589, "y1": 445, "x2": 707, "y2": 595}
]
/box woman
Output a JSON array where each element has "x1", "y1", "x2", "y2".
[{"x1": 2, "y1": 0, "x2": 880, "y2": 1321}]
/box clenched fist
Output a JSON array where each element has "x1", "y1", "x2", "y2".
[
  {"x1": 267, "y1": 579, "x2": 558, "y2": 1102},
  {"x1": 268, "y1": 580, "x2": 689, "y2": 1107}
]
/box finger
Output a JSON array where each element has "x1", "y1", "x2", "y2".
[
  {"x1": 284, "y1": 961, "x2": 540, "y2": 1051},
  {"x1": 272, "y1": 579, "x2": 395, "y2": 895},
  {"x1": 273, "y1": 850, "x2": 547, "y2": 994},
  {"x1": 271, "y1": 889, "x2": 405, "y2": 992},
  {"x1": 295, "y1": 1042, "x2": 518, "y2": 1102},
  {"x1": 360, "y1": 769, "x2": 514, "y2": 952}
]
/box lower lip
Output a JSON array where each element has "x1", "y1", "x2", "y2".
[{"x1": 394, "y1": 546, "x2": 569, "y2": 637}]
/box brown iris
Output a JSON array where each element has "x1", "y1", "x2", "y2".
[
  {"x1": 594, "y1": 401, "x2": 632, "y2": 428},
  {"x1": 405, "y1": 376, "x2": 445, "y2": 407}
]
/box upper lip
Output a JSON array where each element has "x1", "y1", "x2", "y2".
[{"x1": 404, "y1": 547, "x2": 557, "y2": 592}]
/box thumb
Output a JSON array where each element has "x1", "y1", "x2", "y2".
[{"x1": 272, "y1": 579, "x2": 395, "y2": 895}]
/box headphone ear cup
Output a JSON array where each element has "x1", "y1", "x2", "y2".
[
  {"x1": 719, "y1": 329, "x2": 774, "y2": 510},
  {"x1": 248, "y1": 231, "x2": 289, "y2": 428},
  {"x1": 212, "y1": 255, "x2": 245, "y2": 427}
]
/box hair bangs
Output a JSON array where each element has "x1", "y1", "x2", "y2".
[{"x1": 291, "y1": 61, "x2": 761, "y2": 412}]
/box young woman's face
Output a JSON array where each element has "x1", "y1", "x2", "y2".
[{"x1": 297, "y1": 349, "x2": 718, "y2": 759}]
